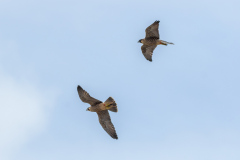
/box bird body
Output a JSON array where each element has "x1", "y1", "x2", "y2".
[
  {"x1": 86, "y1": 103, "x2": 107, "y2": 112},
  {"x1": 140, "y1": 38, "x2": 159, "y2": 45},
  {"x1": 141, "y1": 38, "x2": 173, "y2": 46},
  {"x1": 77, "y1": 85, "x2": 118, "y2": 139},
  {"x1": 138, "y1": 20, "x2": 174, "y2": 62},
  {"x1": 86, "y1": 97, "x2": 118, "y2": 112}
]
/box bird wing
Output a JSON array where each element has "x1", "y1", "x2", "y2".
[
  {"x1": 145, "y1": 20, "x2": 160, "y2": 39},
  {"x1": 97, "y1": 110, "x2": 118, "y2": 139},
  {"x1": 77, "y1": 85, "x2": 102, "y2": 106},
  {"x1": 141, "y1": 45, "x2": 157, "y2": 62}
]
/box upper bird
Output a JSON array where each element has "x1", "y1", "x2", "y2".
[
  {"x1": 77, "y1": 85, "x2": 118, "y2": 139},
  {"x1": 138, "y1": 20, "x2": 174, "y2": 62}
]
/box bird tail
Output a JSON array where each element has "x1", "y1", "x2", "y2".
[
  {"x1": 104, "y1": 97, "x2": 118, "y2": 112},
  {"x1": 160, "y1": 40, "x2": 174, "y2": 46}
]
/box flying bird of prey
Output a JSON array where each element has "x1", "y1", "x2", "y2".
[
  {"x1": 138, "y1": 20, "x2": 174, "y2": 62},
  {"x1": 77, "y1": 85, "x2": 118, "y2": 139}
]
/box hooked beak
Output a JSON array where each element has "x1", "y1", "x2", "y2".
[{"x1": 138, "y1": 40, "x2": 141, "y2": 43}]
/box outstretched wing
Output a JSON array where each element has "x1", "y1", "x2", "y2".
[
  {"x1": 97, "y1": 110, "x2": 118, "y2": 139},
  {"x1": 141, "y1": 45, "x2": 157, "y2": 62},
  {"x1": 77, "y1": 85, "x2": 102, "y2": 106},
  {"x1": 145, "y1": 20, "x2": 160, "y2": 39}
]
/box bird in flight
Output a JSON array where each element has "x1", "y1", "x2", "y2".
[
  {"x1": 138, "y1": 20, "x2": 174, "y2": 62},
  {"x1": 77, "y1": 85, "x2": 118, "y2": 139}
]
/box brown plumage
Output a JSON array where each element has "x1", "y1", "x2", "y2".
[
  {"x1": 138, "y1": 20, "x2": 174, "y2": 62},
  {"x1": 97, "y1": 110, "x2": 118, "y2": 139},
  {"x1": 77, "y1": 85, "x2": 118, "y2": 139}
]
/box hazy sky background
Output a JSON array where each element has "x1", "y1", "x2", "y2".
[{"x1": 0, "y1": 0, "x2": 240, "y2": 159}]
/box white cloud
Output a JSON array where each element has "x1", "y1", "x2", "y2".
[{"x1": 0, "y1": 69, "x2": 55, "y2": 160}]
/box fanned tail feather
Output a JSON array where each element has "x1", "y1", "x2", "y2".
[
  {"x1": 109, "y1": 106, "x2": 118, "y2": 112},
  {"x1": 104, "y1": 97, "x2": 118, "y2": 112}
]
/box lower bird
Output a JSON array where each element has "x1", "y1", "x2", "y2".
[
  {"x1": 77, "y1": 85, "x2": 118, "y2": 139},
  {"x1": 138, "y1": 20, "x2": 174, "y2": 62}
]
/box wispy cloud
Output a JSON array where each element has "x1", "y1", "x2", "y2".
[{"x1": 0, "y1": 40, "x2": 57, "y2": 160}]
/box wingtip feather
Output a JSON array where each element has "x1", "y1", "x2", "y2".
[
  {"x1": 112, "y1": 134, "x2": 118, "y2": 139},
  {"x1": 77, "y1": 85, "x2": 82, "y2": 91}
]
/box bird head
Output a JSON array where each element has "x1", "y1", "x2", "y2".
[
  {"x1": 86, "y1": 107, "x2": 91, "y2": 111},
  {"x1": 138, "y1": 39, "x2": 143, "y2": 43}
]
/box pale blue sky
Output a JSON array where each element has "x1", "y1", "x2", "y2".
[{"x1": 0, "y1": 0, "x2": 240, "y2": 160}]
